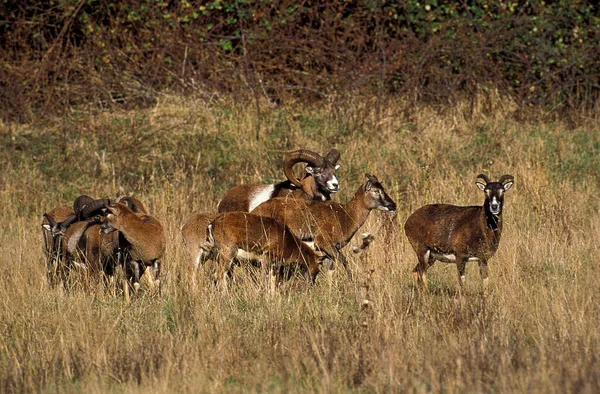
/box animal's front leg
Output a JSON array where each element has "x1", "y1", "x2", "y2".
[
  {"x1": 412, "y1": 248, "x2": 432, "y2": 292},
  {"x1": 135, "y1": 261, "x2": 144, "y2": 294},
  {"x1": 479, "y1": 259, "x2": 489, "y2": 293},
  {"x1": 215, "y1": 246, "x2": 236, "y2": 291},
  {"x1": 152, "y1": 259, "x2": 161, "y2": 294},
  {"x1": 334, "y1": 246, "x2": 352, "y2": 281},
  {"x1": 318, "y1": 243, "x2": 353, "y2": 281},
  {"x1": 124, "y1": 260, "x2": 143, "y2": 297},
  {"x1": 456, "y1": 258, "x2": 467, "y2": 288},
  {"x1": 122, "y1": 260, "x2": 134, "y2": 303}
]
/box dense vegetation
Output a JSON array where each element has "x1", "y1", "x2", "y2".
[{"x1": 1, "y1": 0, "x2": 599, "y2": 122}]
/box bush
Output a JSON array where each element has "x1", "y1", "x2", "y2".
[{"x1": 0, "y1": 0, "x2": 598, "y2": 121}]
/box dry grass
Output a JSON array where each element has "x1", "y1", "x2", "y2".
[{"x1": 0, "y1": 95, "x2": 599, "y2": 393}]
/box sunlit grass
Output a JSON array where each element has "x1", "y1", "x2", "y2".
[{"x1": 0, "y1": 95, "x2": 599, "y2": 392}]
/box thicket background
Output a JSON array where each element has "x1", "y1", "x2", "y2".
[{"x1": 2, "y1": 0, "x2": 599, "y2": 123}]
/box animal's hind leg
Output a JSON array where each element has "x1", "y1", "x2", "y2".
[
  {"x1": 102, "y1": 258, "x2": 117, "y2": 296},
  {"x1": 412, "y1": 248, "x2": 432, "y2": 292},
  {"x1": 152, "y1": 259, "x2": 161, "y2": 295},
  {"x1": 132, "y1": 261, "x2": 143, "y2": 295},
  {"x1": 478, "y1": 259, "x2": 489, "y2": 293},
  {"x1": 456, "y1": 258, "x2": 467, "y2": 289},
  {"x1": 336, "y1": 249, "x2": 353, "y2": 281},
  {"x1": 122, "y1": 261, "x2": 132, "y2": 303},
  {"x1": 304, "y1": 258, "x2": 320, "y2": 285},
  {"x1": 122, "y1": 260, "x2": 141, "y2": 300},
  {"x1": 215, "y1": 246, "x2": 236, "y2": 291},
  {"x1": 267, "y1": 261, "x2": 279, "y2": 296},
  {"x1": 122, "y1": 277, "x2": 130, "y2": 303},
  {"x1": 319, "y1": 243, "x2": 352, "y2": 281}
]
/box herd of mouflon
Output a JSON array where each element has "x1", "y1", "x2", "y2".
[{"x1": 42, "y1": 148, "x2": 513, "y2": 299}]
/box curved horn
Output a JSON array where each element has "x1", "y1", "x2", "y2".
[
  {"x1": 79, "y1": 199, "x2": 111, "y2": 220},
  {"x1": 282, "y1": 149, "x2": 326, "y2": 188},
  {"x1": 43, "y1": 213, "x2": 58, "y2": 229},
  {"x1": 476, "y1": 173, "x2": 490, "y2": 184},
  {"x1": 498, "y1": 174, "x2": 514, "y2": 184},
  {"x1": 59, "y1": 214, "x2": 78, "y2": 230},
  {"x1": 324, "y1": 149, "x2": 341, "y2": 165},
  {"x1": 73, "y1": 195, "x2": 94, "y2": 216}
]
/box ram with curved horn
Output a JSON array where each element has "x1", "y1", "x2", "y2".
[
  {"x1": 42, "y1": 195, "x2": 149, "y2": 290},
  {"x1": 41, "y1": 195, "x2": 108, "y2": 286},
  {"x1": 404, "y1": 173, "x2": 514, "y2": 292},
  {"x1": 69, "y1": 195, "x2": 147, "y2": 229},
  {"x1": 42, "y1": 205, "x2": 75, "y2": 286},
  {"x1": 48, "y1": 196, "x2": 111, "y2": 236},
  {"x1": 216, "y1": 149, "x2": 341, "y2": 213}
]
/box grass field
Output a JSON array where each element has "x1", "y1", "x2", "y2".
[{"x1": 1, "y1": 95, "x2": 599, "y2": 393}]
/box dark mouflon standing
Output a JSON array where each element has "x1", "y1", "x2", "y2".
[{"x1": 404, "y1": 174, "x2": 514, "y2": 291}]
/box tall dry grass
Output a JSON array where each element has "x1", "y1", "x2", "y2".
[{"x1": 0, "y1": 95, "x2": 599, "y2": 393}]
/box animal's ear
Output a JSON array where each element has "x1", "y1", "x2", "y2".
[
  {"x1": 503, "y1": 181, "x2": 514, "y2": 191},
  {"x1": 106, "y1": 205, "x2": 118, "y2": 215},
  {"x1": 476, "y1": 182, "x2": 486, "y2": 191},
  {"x1": 42, "y1": 224, "x2": 51, "y2": 231},
  {"x1": 306, "y1": 166, "x2": 322, "y2": 175},
  {"x1": 335, "y1": 164, "x2": 340, "y2": 170},
  {"x1": 365, "y1": 173, "x2": 379, "y2": 183},
  {"x1": 365, "y1": 173, "x2": 378, "y2": 190}
]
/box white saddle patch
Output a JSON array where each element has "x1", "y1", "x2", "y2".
[{"x1": 248, "y1": 185, "x2": 276, "y2": 212}]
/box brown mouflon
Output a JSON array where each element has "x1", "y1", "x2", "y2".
[{"x1": 404, "y1": 174, "x2": 514, "y2": 292}]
